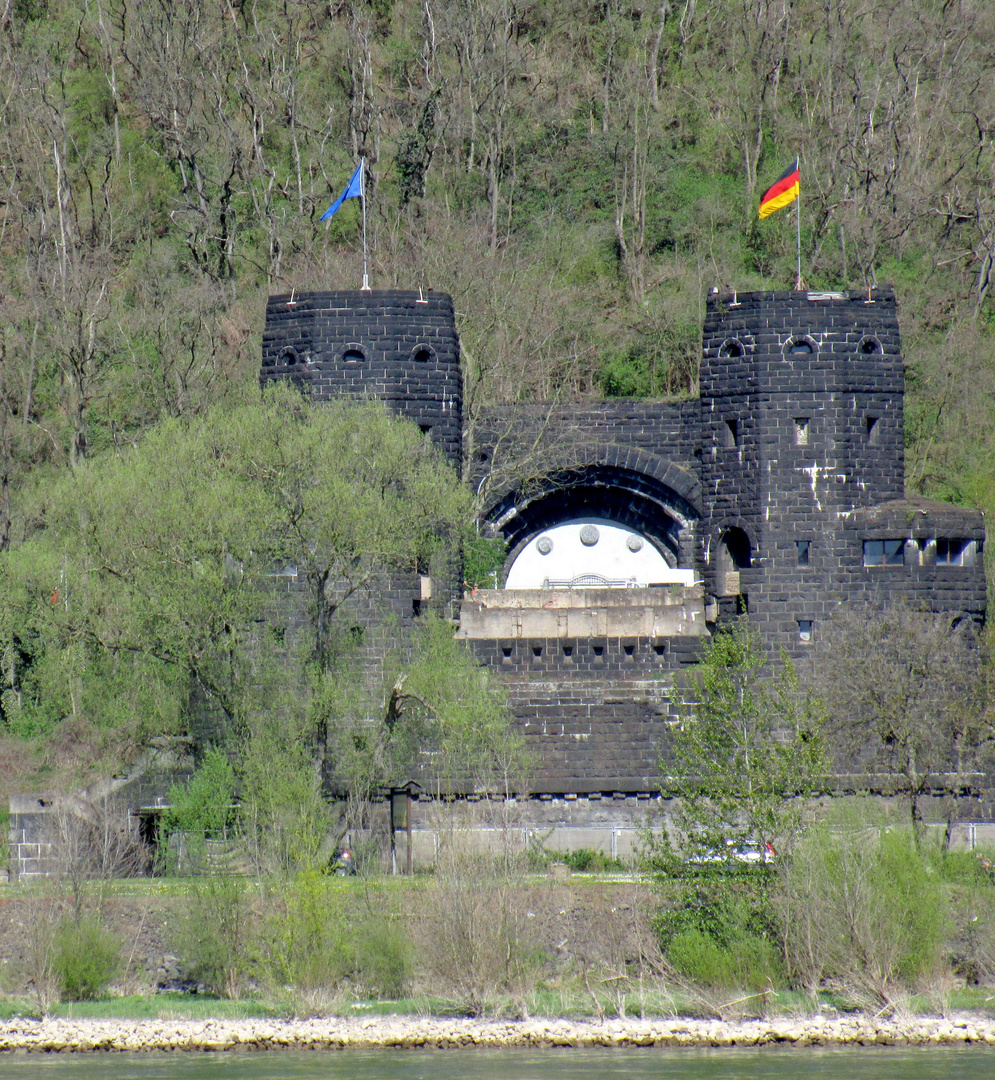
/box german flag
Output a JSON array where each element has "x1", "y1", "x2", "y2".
[{"x1": 758, "y1": 158, "x2": 800, "y2": 219}]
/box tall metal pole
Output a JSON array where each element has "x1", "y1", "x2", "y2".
[
  {"x1": 361, "y1": 157, "x2": 370, "y2": 291},
  {"x1": 795, "y1": 165, "x2": 803, "y2": 290}
]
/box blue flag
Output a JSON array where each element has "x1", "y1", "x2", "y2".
[{"x1": 320, "y1": 161, "x2": 363, "y2": 221}]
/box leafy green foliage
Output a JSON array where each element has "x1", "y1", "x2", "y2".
[
  {"x1": 0, "y1": 388, "x2": 477, "y2": 789},
  {"x1": 261, "y1": 871, "x2": 352, "y2": 1002},
  {"x1": 237, "y1": 720, "x2": 333, "y2": 877},
  {"x1": 559, "y1": 848, "x2": 625, "y2": 874},
  {"x1": 377, "y1": 614, "x2": 524, "y2": 791},
  {"x1": 164, "y1": 750, "x2": 236, "y2": 840},
  {"x1": 663, "y1": 624, "x2": 825, "y2": 860},
  {"x1": 51, "y1": 915, "x2": 120, "y2": 1002},
  {"x1": 652, "y1": 626, "x2": 824, "y2": 992},
  {"x1": 353, "y1": 908, "x2": 413, "y2": 1000},
  {"x1": 462, "y1": 533, "x2": 507, "y2": 590},
  {"x1": 177, "y1": 876, "x2": 252, "y2": 1000},
  {"x1": 667, "y1": 925, "x2": 781, "y2": 992},
  {"x1": 777, "y1": 812, "x2": 946, "y2": 1003}
]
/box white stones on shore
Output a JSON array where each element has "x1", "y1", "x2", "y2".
[{"x1": 3, "y1": 1015, "x2": 995, "y2": 1053}]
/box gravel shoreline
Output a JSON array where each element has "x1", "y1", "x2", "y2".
[{"x1": 3, "y1": 1015, "x2": 995, "y2": 1053}]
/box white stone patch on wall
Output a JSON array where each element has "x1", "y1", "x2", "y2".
[{"x1": 504, "y1": 518, "x2": 692, "y2": 588}]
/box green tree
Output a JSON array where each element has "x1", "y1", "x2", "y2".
[
  {"x1": 652, "y1": 625, "x2": 824, "y2": 992},
  {"x1": 662, "y1": 624, "x2": 825, "y2": 860},
  {"x1": 0, "y1": 387, "x2": 483, "y2": 791},
  {"x1": 776, "y1": 809, "x2": 946, "y2": 1004}
]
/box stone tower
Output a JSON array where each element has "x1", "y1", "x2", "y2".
[
  {"x1": 700, "y1": 288, "x2": 905, "y2": 653},
  {"x1": 261, "y1": 290, "x2": 463, "y2": 470}
]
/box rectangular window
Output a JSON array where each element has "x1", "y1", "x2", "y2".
[
  {"x1": 866, "y1": 416, "x2": 880, "y2": 443},
  {"x1": 796, "y1": 540, "x2": 810, "y2": 566},
  {"x1": 797, "y1": 619, "x2": 813, "y2": 642},
  {"x1": 724, "y1": 418, "x2": 739, "y2": 448},
  {"x1": 936, "y1": 538, "x2": 974, "y2": 566},
  {"x1": 794, "y1": 418, "x2": 810, "y2": 446},
  {"x1": 863, "y1": 539, "x2": 905, "y2": 566}
]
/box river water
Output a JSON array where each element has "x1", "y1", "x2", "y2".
[{"x1": 1, "y1": 1047, "x2": 993, "y2": 1080}]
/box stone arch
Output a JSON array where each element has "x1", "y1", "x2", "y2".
[{"x1": 479, "y1": 444, "x2": 701, "y2": 581}]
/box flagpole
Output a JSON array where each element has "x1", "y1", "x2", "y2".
[
  {"x1": 361, "y1": 157, "x2": 370, "y2": 291},
  {"x1": 795, "y1": 157, "x2": 803, "y2": 290}
]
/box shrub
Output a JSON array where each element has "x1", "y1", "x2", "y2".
[
  {"x1": 656, "y1": 862, "x2": 784, "y2": 991},
  {"x1": 261, "y1": 870, "x2": 352, "y2": 1002},
  {"x1": 777, "y1": 817, "x2": 945, "y2": 1003},
  {"x1": 561, "y1": 848, "x2": 626, "y2": 873},
  {"x1": 353, "y1": 912, "x2": 412, "y2": 999},
  {"x1": 177, "y1": 875, "x2": 252, "y2": 999},
  {"x1": 665, "y1": 916, "x2": 781, "y2": 991},
  {"x1": 52, "y1": 915, "x2": 120, "y2": 1001},
  {"x1": 668, "y1": 928, "x2": 733, "y2": 987}
]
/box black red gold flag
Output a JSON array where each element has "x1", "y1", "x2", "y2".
[{"x1": 758, "y1": 159, "x2": 800, "y2": 219}]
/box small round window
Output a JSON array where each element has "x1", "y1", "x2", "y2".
[
  {"x1": 279, "y1": 346, "x2": 299, "y2": 367},
  {"x1": 718, "y1": 339, "x2": 745, "y2": 358},
  {"x1": 412, "y1": 344, "x2": 435, "y2": 363},
  {"x1": 785, "y1": 337, "x2": 815, "y2": 357},
  {"x1": 859, "y1": 336, "x2": 882, "y2": 355},
  {"x1": 342, "y1": 345, "x2": 366, "y2": 364}
]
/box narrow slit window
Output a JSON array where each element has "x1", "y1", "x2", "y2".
[
  {"x1": 796, "y1": 541, "x2": 810, "y2": 566},
  {"x1": 866, "y1": 416, "x2": 880, "y2": 443},
  {"x1": 794, "y1": 418, "x2": 810, "y2": 446},
  {"x1": 724, "y1": 418, "x2": 739, "y2": 448}
]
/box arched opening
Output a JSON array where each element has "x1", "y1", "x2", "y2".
[
  {"x1": 719, "y1": 338, "x2": 745, "y2": 358},
  {"x1": 482, "y1": 460, "x2": 700, "y2": 587},
  {"x1": 785, "y1": 337, "x2": 815, "y2": 357},
  {"x1": 716, "y1": 527, "x2": 751, "y2": 596}
]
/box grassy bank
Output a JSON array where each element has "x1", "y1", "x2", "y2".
[{"x1": 2, "y1": 852, "x2": 995, "y2": 1023}]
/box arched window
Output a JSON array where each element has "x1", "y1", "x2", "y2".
[
  {"x1": 716, "y1": 527, "x2": 751, "y2": 596},
  {"x1": 784, "y1": 336, "x2": 816, "y2": 358},
  {"x1": 719, "y1": 338, "x2": 745, "y2": 358}
]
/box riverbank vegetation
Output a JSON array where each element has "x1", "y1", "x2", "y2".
[{"x1": 2, "y1": 824, "x2": 995, "y2": 1021}]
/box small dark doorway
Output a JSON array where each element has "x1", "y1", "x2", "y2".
[{"x1": 716, "y1": 527, "x2": 751, "y2": 596}]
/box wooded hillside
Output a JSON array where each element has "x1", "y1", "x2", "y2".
[{"x1": 2, "y1": 1, "x2": 995, "y2": 535}]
